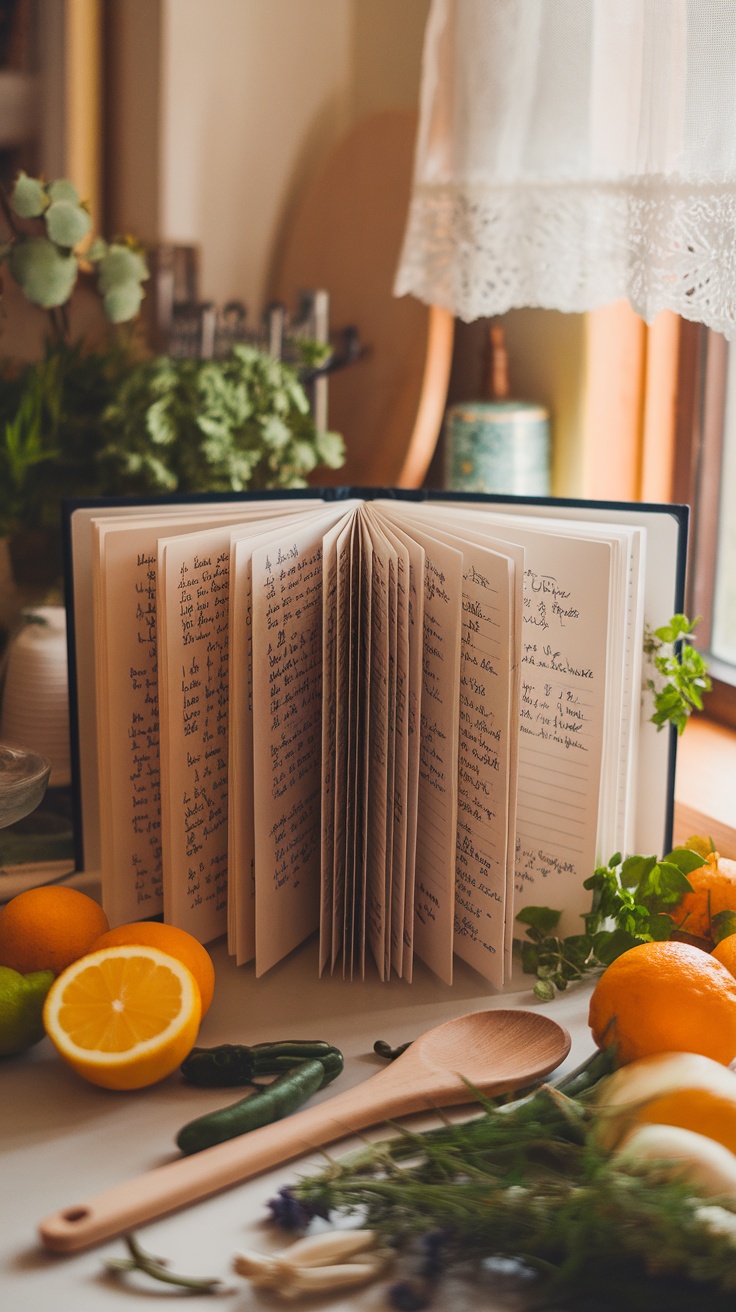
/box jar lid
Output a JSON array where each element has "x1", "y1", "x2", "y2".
[{"x1": 447, "y1": 401, "x2": 548, "y2": 423}]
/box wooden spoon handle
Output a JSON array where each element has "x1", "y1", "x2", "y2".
[{"x1": 38, "y1": 1063, "x2": 465, "y2": 1253}]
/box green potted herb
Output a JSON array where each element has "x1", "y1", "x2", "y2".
[
  {"x1": 98, "y1": 345, "x2": 345, "y2": 499},
  {"x1": 0, "y1": 171, "x2": 149, "y2": 595},
  {"x1": 0, "y1": 170, "x2": 346, "y2": 605}
]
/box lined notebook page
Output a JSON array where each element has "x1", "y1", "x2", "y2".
[{"x1": 389, "y1": 504, "x2": 614, "y2": 934}]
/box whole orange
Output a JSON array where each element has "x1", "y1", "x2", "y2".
[
  {"x1": 670, "y1": 854, "x2": 736, "y2": 942},
  {"x1": 90, "y1": 921, "x2": 215, "y2": 1016},
  {"x1": 711, "y1": 933, "x2": 736, "y2": 980},
  {"x1": 588, "y1": 939, "x2": 736, "y2": 1066},
  {"x1": 0, "y1": 885, "x2": 109, "y2": 976}
]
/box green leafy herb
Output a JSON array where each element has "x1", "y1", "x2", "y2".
[
  {"x1": 516, "y1": 846, "x2": 707, "y2": 999},
  {"x1": 712, "y1": 908, "x2": 736, "y2": 944},
  {"x1": 644, "y1": 614, "x2": 711, "y2": 734},
  {"x1": 105, "y1": 1233, "x2": 229, "y2": 1294},
  {"x1": 0, "y1": 340, "x2": 136, "y2": 583},
  {"x1": 100, "y1": 344, "x2": 345, "y2": 496},
  {"x1": 284, "y1": 1052, "x2": 736, "y2": 1311}
]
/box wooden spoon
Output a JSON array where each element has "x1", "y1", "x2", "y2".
[{"x1": 38, "y1": 1008, "x2": 570, "y2": 1253}]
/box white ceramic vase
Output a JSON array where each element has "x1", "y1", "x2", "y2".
[{"x1": 1, "y1": 606, "x2": 71, "y2": 788}]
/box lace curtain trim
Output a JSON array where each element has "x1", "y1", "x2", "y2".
[{"x1": 394, "y1": 180, "x2": 736, "y2": 336}]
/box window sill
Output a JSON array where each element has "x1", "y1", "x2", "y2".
[{"x1": 673, "y1": 715, "x2": 736, "y2": 857}]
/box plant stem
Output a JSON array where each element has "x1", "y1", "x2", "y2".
[
  {"x1": 0, "y1": 184, "x2": 20, "y2": 238},
  {"x1": 105, "y1": 1233, "x2": 228, "y2": 1294}
]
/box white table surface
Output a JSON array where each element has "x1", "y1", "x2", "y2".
[{"x1": 1, "y1": 926, "x2": 596, "y2": 1312}]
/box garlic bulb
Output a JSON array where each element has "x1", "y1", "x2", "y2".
[
  {"x1": 233, "y1": 1229, "x2": 392, "y2": 1300},
  {"x1": 615, "y1": 1122, "x2": 736, "y2": 1198}
]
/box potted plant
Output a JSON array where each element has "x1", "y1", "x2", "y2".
[
  {"x1": 0, "y1": 172, "x2": 149, "y2": 596},
  {"x1": 0, "y1": 171, "x2": 345, "y2": 606},
  {"x1": 98, "y1": 345, "x2": 346, "y2": 498}
]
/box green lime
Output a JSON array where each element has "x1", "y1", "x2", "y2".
[{"x1": 0, "y1": 965, "x2": 54, "y2": 1057}]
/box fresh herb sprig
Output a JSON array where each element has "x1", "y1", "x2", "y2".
[
  {"x1": 283, "y1": 1059, "x2": 736, "y2": 1311},
  {"x1": 516, "y1": 846, "x2": 707, "y2": 1000},
  {"x1": 644, "y1": 614, "x2": 711, "y2": 734}
]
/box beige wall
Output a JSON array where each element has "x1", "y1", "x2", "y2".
[
  {"x1": 104, "y1": 0, "x2": 430, "y2": 316},
  {"x1": 160, "y1": 0, "x2": 353, "y2": 315}
]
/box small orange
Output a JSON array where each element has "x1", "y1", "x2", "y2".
[
  {"x1": 669, "y1": 854, "x2": 736, "y2": 942},
  {"x1": 589, "y1": 939, "x2": 736, "y2": 1066},
  {"x1": 0, "y1": 885, "x2": 109, "y2": 976},
  {"x1": 90, "y1": 921, "x2": 215, "y2": 1016},
  {"x1": 711, "y1": 932, "x2": 736, "y2": 980},
  {"x1": 43, "y1": 944, "x2": 201, "y2": 1090}
]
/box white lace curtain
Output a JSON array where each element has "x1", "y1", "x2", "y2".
[{"x1": 394, "y1": 0, "x2": 736, "y2": 337}]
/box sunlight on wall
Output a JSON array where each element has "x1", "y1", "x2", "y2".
[{"x1": 160, "y1": 0, "x2": 353, "y2": 315}]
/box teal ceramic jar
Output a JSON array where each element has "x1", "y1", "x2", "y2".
[{"x1": 443, "y1": 400, "x2": 551, "y2": 496}]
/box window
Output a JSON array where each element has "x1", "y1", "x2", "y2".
[{"x1": 676, "y1": 324, "x2": 736, "y2": 728}]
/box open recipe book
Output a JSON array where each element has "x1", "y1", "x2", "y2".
[{"x1": 64, "y1": 490, "x2": 686, "y2": 987}]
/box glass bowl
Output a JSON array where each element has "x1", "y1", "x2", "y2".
[{"x1": 0, "y1": 743, "x2": 52, "y2": 829}]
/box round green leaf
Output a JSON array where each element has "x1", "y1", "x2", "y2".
[
  {"x1": 46, "y1": 178, "x2": 80, "y2": 205},
  {"x1": 103, "y1": 281, "x2": 144, "y2": 323},
  {"x1": 10, "y1": 172, "x2": 48, "y2": 219},
  {"x1": 44, "y1": 200, "x2": 92, "y2": 248},
  {"x1": 8, "y1": 235, "x2": 77, "y2": 307},
  {"x1": 86, "y1": 236, "x2": 108, "y2": 263},
  {"x1": 98, "y1": 244, "x2": 149, "y2": 292}
]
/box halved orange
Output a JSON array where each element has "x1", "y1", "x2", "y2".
[
  {"x1": 90, "y1": 921, "x2": 215, "y2": 1016},
  {"x1": 43, "y1": 944, "x2": 201, "y2": 1090}
]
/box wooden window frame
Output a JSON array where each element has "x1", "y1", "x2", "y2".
[{"x1": 675, "y1": 321, "x2": 736, "y2": 729}]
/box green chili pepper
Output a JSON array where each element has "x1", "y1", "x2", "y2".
[
  {"x1": 249, "y1": 1048, "x2": 344, "y2": 1086},
  {"x1": 176, "y1": 1058, "x2": 328, "y2": 1156},
  {"x1": 180, "y1": 1040, "x2": 342, "y2": 1088}
]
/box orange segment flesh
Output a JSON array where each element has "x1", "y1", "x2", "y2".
[{"x1": 57, "y1": 954, "x2": 185, "y2": 1051}]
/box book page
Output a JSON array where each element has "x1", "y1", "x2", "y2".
[
  {"x1": 92, "y1": 509, "x2": 270, "y2": 926},
  {"x1": 227, "y1": 510, "x2": 340, "y2": 964},
  {"x1": 250, "y1": 510, "x2": 350, "y2": 975},
  {"x1": 406, "y1": 505, "x2": 614, "y2": 933},
  {"x1": 451, "y1": 511, "x2": 644, "y2": 863},
  {"x1": 370, "y1": 515, "x2": 416, "y2": 978},
  {"x1": 318, "y1": 522, "x2": 339, "y2": 974},
  {"x1": 362, "y1": 511, "x2": 397, "y2": 980},
  {"x1": 377, "y1": 507, "x2": 464, "y2": 985},
  {"x1": 434, "y1": 496, "x2": 680, "y2": 859},
  {"x1": 366, "y1": 514, "x2": 404, "y2": 977},
  {"x1": 618, "y1": 530, "x2": 646, "y2": 854},
  {"x1": 330, "y1": 518, "x2": 354, "y2": 971},
  {"x1": 356, "y1": 512, "x2": 374, "y2": 979},
  {"x1": 343, "y1": 518, "x2": 361, "y2": 978},
  {"x1": 228, "y1": 534, "x2": 256, "y2": 964},
  {"x1": 380, "y1": 511, "x2": 521, "y2": 987},
  {"x1": 158, "y1": 527, "x2": 234, "y2": 943},
  {"x1": 93, "y1": 523, "x2": 163, "y2": 925},
  {"x1": 379, "y1": 523, "x2": 425, "y2": 982}
]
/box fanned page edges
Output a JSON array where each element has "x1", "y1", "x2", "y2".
[{"x1": 70, "y1": 493, "x2": 678, "y2": 988}]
